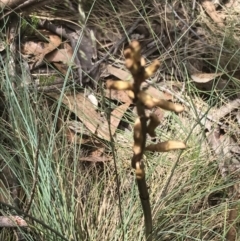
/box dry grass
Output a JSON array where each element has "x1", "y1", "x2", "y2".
[{"x1": 1, "y1": 0, "x2": 240, "y2": 240}]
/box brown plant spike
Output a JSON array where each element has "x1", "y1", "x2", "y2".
[{"x1": 106, "y1": 40, "x2": 186, "y2": 241}]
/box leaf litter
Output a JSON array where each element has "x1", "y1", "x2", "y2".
[{"x1": 1, "y1": 0, "x2": 240, "y2": 239}]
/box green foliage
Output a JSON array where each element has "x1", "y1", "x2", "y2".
[{"x1": 20, "y1": 16, "x2": 39, "y2": 35}]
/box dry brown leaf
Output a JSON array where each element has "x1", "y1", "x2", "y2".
[
  {"x1": 98, "y1": 103, "x2": 130, "y2": 138},
  {"x1": 21, "y1": 30, "x2": 61, "y2": 56},
  {"x1": 90, "y1": 145, "x2": 105, "y2": 157},
  {"x1": 78, "y1": 155, "x2": 110, "y2": 162},
  {"x1": 21, "y1": 30, "x2": 62, "y2": 68},
  {"x1": 79, "y1": 142, "x2": 109, "y2": 162},
  {"x1": 191, "y1": 72, "x2": 223, "y2": 83},
  {"x1": 48, "y1": 92, "x2": 109, "y2": 140},
  {"x1": 52, "y1": 62, "x2": 68, "y2": 75},
  {"x1": 45, "y1": 42, "x2": 73, "y2": 65},
  {"x1": 0, "y1": 0, "x2": 25, "y2": 8},
  {"x1": 145, "y1": 85, "x2": 173, "y2": 101},
  {"x1": 49, "y1": 92, "x2": 129, "y2": 141},
  {"x1": 105, "y1": 89, "x2": 132, "y2": 103},
  {"x1": 208, "y1": 99, "x2": 240, "y2": 121},
  {"x1": 107, "y1": 65, "x2": 132, "y2": 80},
  {"x1": 56, "y1": 109, "x2": 77, "y2": 144},
  {"x1": 201, "y1": 0, "x2": 225, "y2": 27},
  {"x1": 66, "y1": 120, "x2": 93, "y2": 144},
  {"x1": 21, "y1": 41, "x2": 44, "y2": 56},
  {"x1": 207, "y1": 127, "x2": 240, "y2": 178},
  {"x1": 225, "y1": 0, "x2": 240, "y2": 9}
]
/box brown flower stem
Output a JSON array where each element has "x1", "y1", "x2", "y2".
[
  {"x1": 107, "y1": 40, "x2": 185, "y2": 240},
  {"x1": 135, "y1": 100, "x2": 152, "y2": 241},
  {"x1": 126, "y1": 41, "x2": 152, "y2": 240},
  {"x1": 136, "y1": 176, "x2": 152, "y2": 240}
]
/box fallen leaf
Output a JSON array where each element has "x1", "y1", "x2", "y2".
[
  {"x1": 98, "y1": 103, "x2": 130, "y2": 138},
  {"x1": 90, "y1": 145, "x2": 105, "y2": 157},
  {"x1": 225, "y1": 0, "x2": 240, "y2": 10},
  {"x1": 37, "y1": 30, "x2": 62, "y2": 52},
  {"x1": 145, "y1": 85, "x2": 173, "y2": 100},
  {"x1": 21, "y1": 30, "x2": 62, "y2": 69},
  {"x1": 201, "y1": 0, "x2": 225, "y2": 27},
  {"x1": 105, "y1": 89, "x2": 132, "y2": 103},
  {"x1": 79, "y1": 155, "x2": 110, "y2": 162},
  {"x1": 208, "y1": 99, "x2": 240, "y2": 121},
  {"x1": 48, "y1": 92, "x2": 128, "y2": 141},
  {"x1": 45, "y1": 42, "x2": 74, "y2": 65},
  {"x1": 21, "y1": 41, "x2": 45, "y2": 56},
  {"x1": 52, "y1": 62, "x2": 68, "y2": 75},
  {"x1": 78, "y1": 137, "x2": 110, "y2": 162},
  {"x1": 107, "y1": 65, "x2": 132, "y2": 80},
  {"x1": 191, "y1": 72, "x2": 223, "y2": 83},
  {"x1": 207, "y1": 127, "x2": 240, "y2": 178},
  {"x1": 48, "y1": 92, "x2": 109, "y2": 139},
  {"x1": 21, "y1": 30, "x2": 61, "y2": 57},
  {"x1": 66, "y1": 120, "x2": 93, "y2": 144},
  {"x1": 0, "y1": 0, "x2": 25, "y2": 8}
]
